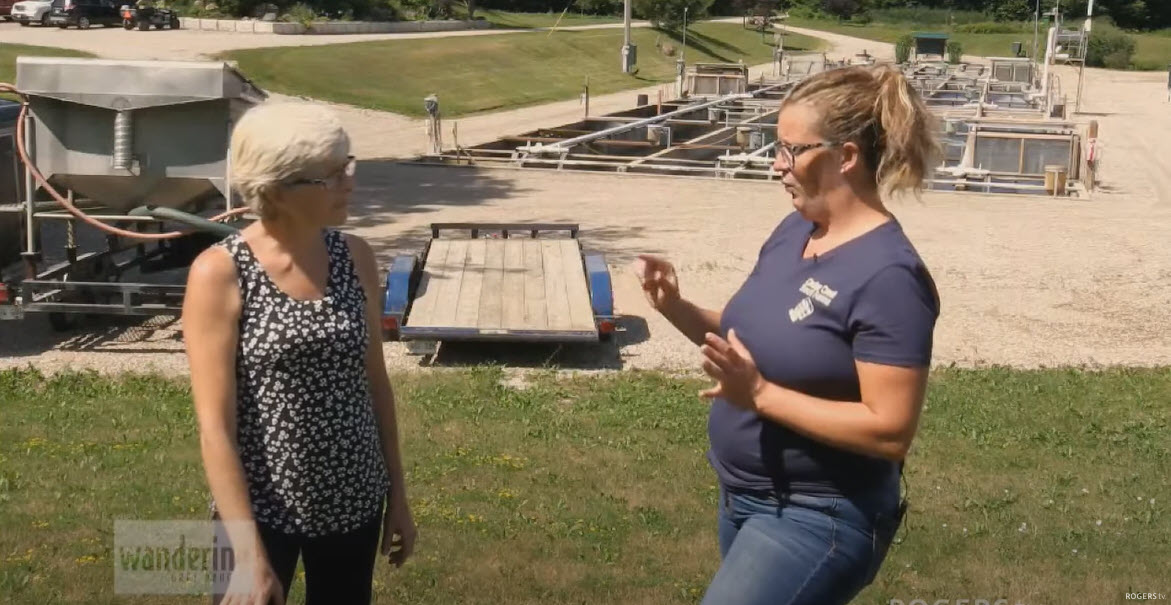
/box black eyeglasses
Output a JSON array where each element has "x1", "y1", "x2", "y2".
[
  {"x1": 285, "y1": 156, "x2": 357, "y2": 188},
  {"x1": 776, "y1": 141, "x2": 838, "y2": 167}
]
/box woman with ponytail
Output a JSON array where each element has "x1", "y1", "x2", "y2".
[{"x1": 637, "y1": 65, "x2": 941, "y2": 604}]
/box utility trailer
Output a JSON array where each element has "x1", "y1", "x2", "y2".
[{"x1": 381, "y1": 223, "x2": 615, "y2": 349}]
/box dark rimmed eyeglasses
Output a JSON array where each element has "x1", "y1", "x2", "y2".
[
  {"x1": 285, "y1": 156, "x2": 357, "y2": 188},
  {"x1": 776, "y1": 141, "x2": 838, "y2": 167}
]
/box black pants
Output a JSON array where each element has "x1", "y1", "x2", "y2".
[{"x1": 212, "y1": 514, "x2": 382, "y2": 605}]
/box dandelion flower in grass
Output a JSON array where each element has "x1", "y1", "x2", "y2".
[
  {"x1": 1096, "y1": 520, "x2": 1102, "y2": 526},
  {"x1": 1072, "y1": 549, "x2": 1078, "y2": 554},
  {"x1": 1018, "y1": 522, "x2": 1027, "y2": 533},
  {"x1": 1150, "y1": 498, "x2": 1156, "y2": 505},
  {"x1": 1081, "y1": 488, "x2": 1089, "y2": 495}
]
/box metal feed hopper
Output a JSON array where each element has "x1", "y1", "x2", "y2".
[
  {"x1": 0, "y1": 58, "x2": 266, "y2": 329},
  {"x1": 15, "y1": 57, "x2": 266, "y2": 213}
]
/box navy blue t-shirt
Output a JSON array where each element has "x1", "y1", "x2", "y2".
[{"x1": 708, "y1": 211, "x2": 939, "y2": 497}]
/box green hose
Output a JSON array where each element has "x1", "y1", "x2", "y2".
[{"x1": 129, "y1": 205, "x2": 240, "y2": 238}]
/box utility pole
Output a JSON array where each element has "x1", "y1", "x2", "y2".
[
  {"x1": 1032, "y1": 0, "x2": 1041, "y2": 61},
  {"x1": 621, "y1": 0, "x2": 636, "y2": 73},
  {"x1": 677, "y1": 6, "x2": 688, "y2": 96}
]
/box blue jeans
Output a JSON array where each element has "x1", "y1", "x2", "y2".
[{"x1": 700, "y1": 485, "x2": 902, "y2": 605}]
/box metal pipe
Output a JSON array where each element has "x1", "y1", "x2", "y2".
[
  {"x1": 112, "y1": 110, "x2": 133, "y2": 170},
  {"x1": 23, "y1": 110, "x2": 35, "y2": 261},
  {"x1": 521, "y1": 84, "x2": 786, "y2": 156}
]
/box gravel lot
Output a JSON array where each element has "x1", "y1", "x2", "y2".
[{"x1": 2, "y1": 28, "x2": 1167, "y2": 375}]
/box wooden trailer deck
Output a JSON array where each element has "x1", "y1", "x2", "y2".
[{"x1": 403, "y1": 237, "x2": 598, "y2": 338}]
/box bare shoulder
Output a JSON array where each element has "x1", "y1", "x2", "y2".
[
  {"x1": 187, "y1": 244, "x2": 237, "y2": 290},
  {"x1": 342, "y1": 233, "x2": 379, "y2": 279}
]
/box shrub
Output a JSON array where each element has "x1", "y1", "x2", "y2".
[
  {"x1": 993, "y1": 0, "x2": 1031, "y2": 23},
  {"x1": 895, "y1": 33, "x2": 913, "y2": 64},
  {"x1": 1085, "y1": 22, "x2": 1136, "y2": 69},
  {"x1": 850, "y1": 11, "x2": 872, "y2": 25},
  {"x1": 633, "y1": 0, "x2": 712, "y2": 31},
  {"x1": 947, "y1": 40, "x2": 963, "y2": 64},
  {"x1": 282, "y1": 1, "x2": 317, "y2": 23},
  {"x1": 821, "y1": 0, "x2": 858, "y2": 21}
]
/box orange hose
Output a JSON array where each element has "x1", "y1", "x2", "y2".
[{"x1": 1, "y1": 83, "x2": 249, "y2": 241}]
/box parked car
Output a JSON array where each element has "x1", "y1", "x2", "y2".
[
  {"x1": 48, "y1": 0, "x2": 120, "y2": 28},
  {"x1": 1, "y1": 0, "x2": 15, "y2": 20},
  {"x1": 120, "y1": 2, "x2": 178, "y2": 29},
  {"x1": 10, "y1": 0, "x2": 54, "y2": 25}
]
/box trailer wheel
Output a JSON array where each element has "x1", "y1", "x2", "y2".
[{"x1": 47, "y1": 312, "x2": 81, "y2": 332}]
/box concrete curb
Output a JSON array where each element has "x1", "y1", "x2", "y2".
[{"x1": 176, "y1": 18, "x2": 493, "y2": 35}]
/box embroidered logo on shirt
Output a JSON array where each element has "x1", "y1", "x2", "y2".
[
  {"x1": 788, "y1": 298, "x2": 815, "y2": 322},
  {"x1": 790, "y1": 278, "x2": 838, "y2": 322}
]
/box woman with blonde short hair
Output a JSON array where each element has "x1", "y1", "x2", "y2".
[
  {"x1": 639, "y1": 65, "x2": 941, "y2": 604},
  {"x1": 182, "y1": 101, "x2": 415, "y2": 605}
]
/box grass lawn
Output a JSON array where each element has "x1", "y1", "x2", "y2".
[
  {"x1": 0, "y1": 366, "x2": 1168, "y2": 604},
  {"x1": 1133, "y1": 33, "x2": 1171, "y2": 70},
  {"x1": 788, "y1": 17, "x2": 1171, "y2": 69},
  {"x1": 475, "y1": 9, "x2": 621, "y2": 30},
  {"x1": 219, "y1": 23, "x2": 824, "y2": 117},
  {"x1": 788, "y1": 18, "x2": 1030, "y2": 58},
  {"x1": 1, "y1": 44, "x2": 93, "y2": 99}
]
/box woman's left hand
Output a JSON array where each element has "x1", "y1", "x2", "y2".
[
  {"x1": 700, "y1": 329, "x2": 765, "y2": 411},
  {"x1": 381, "y1": 490, "x2": 416, "y2": 568}
]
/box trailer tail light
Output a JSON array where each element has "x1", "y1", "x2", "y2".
[
  {"x1": 381, "y1": 315, "x2": 399, "y2": 332},
  {"x1": 598, "y1": 319, "x2": 616, "y2": 334},
  {"x1": 0, "y1": 284, "x2": 8, "y2": 305}
]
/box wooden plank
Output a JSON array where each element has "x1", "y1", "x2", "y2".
[
  {"x1": 522, "y1": 239, "x2": 547, "y2": 330},
  {"x1": 453, "y1": 239, "x2": 485, "y2": 328},
  {"x1": 559, "y1": 238, "x2": 596, "y2": 331},
  {"x1": 541, "y1": 239, "x2": 573, "y2": 330},
  {"x1": 425, "y1": 239, "x2": 469, "y2": 327},
  {"x1": 501, "y1": 239, "x2": 526, "y2": 329},
  {"x1": 404, "y1": 239, "x2": 451, "y2": 327},
  {"x1": 477, "y1": 239, "x2": 505, "y2": 329}
]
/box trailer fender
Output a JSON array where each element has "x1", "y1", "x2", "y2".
[
  {"x1": 381, "y1": 254, "x2": 418, "y2": 340},
  {"x1": 583, "y1": 253, "x2": 615, "y2": 338}
]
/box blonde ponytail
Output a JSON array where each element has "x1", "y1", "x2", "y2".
[{"x1": 783, "y1": 65, "x2": 939, "y2": 199}]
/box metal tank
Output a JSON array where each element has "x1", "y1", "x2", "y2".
[{"x1": 15, "y1": 56, "x2": 266, "y2": 213}]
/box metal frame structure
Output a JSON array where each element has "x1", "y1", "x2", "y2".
[
  {"x1": 0, "y1": 58, "x2": 265, "y2": 329},
  {"x1": 414, "y1": 54, "x2": 1095, "y2": 198}
]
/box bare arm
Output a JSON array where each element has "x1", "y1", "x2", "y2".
[
  {"x1": 751, "y1": 361, "x2": 928, "y2": 461},
  {"x1": 661, "y1": 298, "x2": 723, "y2": 346},
  {"x1": 181, "y1": 248, "x2": 264, "y2": 556},
  {"x1": 346, "y1": 235, "x2": 407, "y2": 497},
  {"x1": 634, "y1": 254, "x2": 722, "y2": 346}
]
